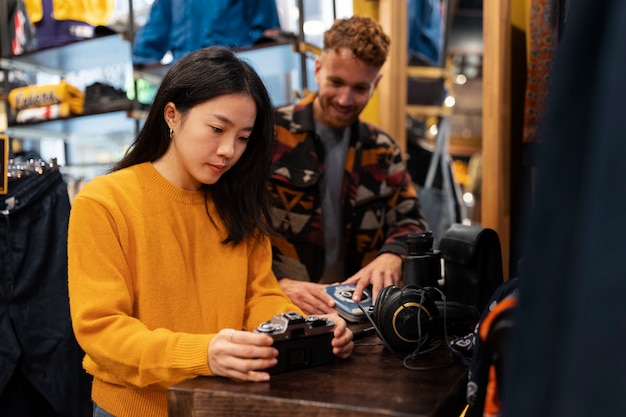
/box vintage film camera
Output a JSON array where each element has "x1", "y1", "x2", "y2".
[{"x1": 254, "y1": 311, "x2": 335, "y2": 374}]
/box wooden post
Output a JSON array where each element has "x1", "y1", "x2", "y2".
[
  {"x1": 355, "y1": 0, "x2": 407, "y2": 155},
  {"x1": 482, "y1": 0, "x2": 511, "y2": 279},
  {"x1": 377, "y1": 0, "x2": 408, "y2": 155}
]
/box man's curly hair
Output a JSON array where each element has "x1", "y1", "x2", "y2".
[{"x1": 323, "y1": 15, "x2": 390, "y2": 68}]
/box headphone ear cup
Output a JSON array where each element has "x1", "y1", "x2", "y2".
[
  {"x1": 374, "y1": 286, "x2": 438, "y2": 352},
  {"x1": 435, "y1": 301, "x2": 480, "y2": 336},
  {"x1": 374, "y1": 285, "x2": 396, "y2": 320}
]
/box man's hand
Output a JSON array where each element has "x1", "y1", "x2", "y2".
[
  {"x1": 343, "y1": 253, "x2": 403, "y2": 304},
  {"x1": 279, "y1": 278, "x2": 337, "y2": 315}
]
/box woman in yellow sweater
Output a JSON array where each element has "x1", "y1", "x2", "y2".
[{"x1": 67, "y1": 47, "x2": 354, "y2": 417}]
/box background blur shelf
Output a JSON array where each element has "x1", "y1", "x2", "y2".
[
  {"x1": 4, "y1": 110, "x2": 137, "y2": 141},
  {"x1": 134, "y1": 40, "x2": 301, "y2": 107},
  {"x1": 0, "y1": 33, "x2": 131, "y2": 76}
]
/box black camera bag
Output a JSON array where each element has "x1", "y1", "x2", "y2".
[{"x1": 439, "y1": 224, "x2": 504, "y2": 312}]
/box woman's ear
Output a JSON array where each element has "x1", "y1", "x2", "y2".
[{"x1": 164, "y1": 102, "x2": 177, "y2": 127}]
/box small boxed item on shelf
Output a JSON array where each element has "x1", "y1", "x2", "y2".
[{"x1": 8, "y1": 80, "x2": 84, "y2": 123}]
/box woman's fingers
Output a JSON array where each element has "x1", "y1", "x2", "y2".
[{"x1": 209, "y1": 329, "x2": 278, "y2": 379}]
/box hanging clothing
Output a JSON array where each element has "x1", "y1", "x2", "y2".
[
  {"x1": 407, "y1": 0, "x2": 443, "y2": 66},
  {"x1": 1, "y1": 0, "x2": 37, "y2": 56},
  {"x1": 516, "y1": 0, "x2": 571, "y2": 278},
  {"x1": 22, "y1": 0, "x2": 115, "y2": 49},
  {"x1": 505, "y1": 0, "x2": 626, "y2": 416},
  {"x1": 132, "y1": 0, "x2": 281, "y2": 66},
  {"x1": 523, "y1": 0, "x2": 568, "y2": 144},
  {"x1": 0, "y1": 167, "x2": 92, "y2": 416}
]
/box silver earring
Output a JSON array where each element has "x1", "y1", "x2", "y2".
[{"x1": 169, "y1": 128, "x2": 174, "y2": 139}]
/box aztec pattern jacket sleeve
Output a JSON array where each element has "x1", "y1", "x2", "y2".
[{"x1": 268, "y1": 93, "x2": 428, "y2": 283}]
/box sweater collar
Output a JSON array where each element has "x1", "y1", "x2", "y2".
[{"x1": 140, "y1": 162, "x2": 206, "y2": 205}]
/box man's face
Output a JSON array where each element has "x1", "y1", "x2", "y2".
[{"x1": 313, "y1": 47, "x2": 382, "y2": 129}]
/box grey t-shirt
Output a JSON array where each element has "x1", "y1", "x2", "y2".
[{"x1": 316, "y1": 123, "x2": 350, "y2": 283}]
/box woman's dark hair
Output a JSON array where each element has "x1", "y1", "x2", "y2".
[{"x1": 112, "y1": 47, "x2": 275, "y2": 245}]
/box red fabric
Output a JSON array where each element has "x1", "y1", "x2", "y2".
[{"x1": 523, "y1": 0, "x2": 561, "y2": 143}]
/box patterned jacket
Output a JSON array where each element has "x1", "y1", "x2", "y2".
[{"x1": 269, "y1": 93, "x2": 428, "y2": 283}]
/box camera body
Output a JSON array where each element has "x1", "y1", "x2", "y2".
[{"x1": 254, "y1": 311, "x2": 335, "y2": 374}]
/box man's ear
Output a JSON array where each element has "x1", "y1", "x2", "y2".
[{"x1": 314, "y1": 54, "x2": 324, "y2": 77}]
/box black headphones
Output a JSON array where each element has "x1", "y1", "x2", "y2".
[
  {"x1": 367, "y1": 285, "x2": 480, "y2": 354},
  {"x1": 370, "y1": 285, "x2": 440, "y2": 352}
]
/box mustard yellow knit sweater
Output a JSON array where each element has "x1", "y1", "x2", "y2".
[{"x1": 68, "y1": 162, "x2": 300, "y2": 417}]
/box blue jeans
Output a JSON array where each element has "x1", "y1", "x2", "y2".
[{"x1": 94, "y1": 402, "x2": 116, "y2": 417}]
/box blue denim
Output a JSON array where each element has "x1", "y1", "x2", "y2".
[
  {"x1": 94, "y1": 402, "x2": 116, "y2": 417},
  {"x1": 0, "y1": 169, "x2": 92, "y2": 416},
  {"x1": 132, "y1": 0, "x2": 280, "y2": 65},
  {"x1": 407, "y1": 0, "x2": 443, "y2": 65}
]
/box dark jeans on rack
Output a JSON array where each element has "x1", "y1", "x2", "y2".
[{"x1": 0, "y1": 169, "x2": 92, "y2": 417}]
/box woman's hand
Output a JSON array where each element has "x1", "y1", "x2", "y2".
[
  {"x1": 318, "y1": 312, "x2": 354, "y2": 359},
  {"x1": 208, "y1": 328, "x2": 278, "y2": 381}
]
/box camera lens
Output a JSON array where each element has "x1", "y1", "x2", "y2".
[
  {"x1": 406, "y1": 232, "x2": 434, "y2": 255},
  {"x1": 403, "y1": 231, "x2": 440, "y2": 288}
]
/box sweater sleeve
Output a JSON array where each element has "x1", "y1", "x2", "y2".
[
  {"x1": 243, "y1": 234, "x2": 304, "y2": 330},
  {"x1": 68, "y1": 192, "x2": 213, "y2": 389}
]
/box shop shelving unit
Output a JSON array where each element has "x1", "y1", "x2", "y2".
[{"x1": 0, "y1": 0, "x2": 138, "y2": 179}]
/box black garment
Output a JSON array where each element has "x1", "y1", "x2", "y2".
[
  {"x1": 0, "y1": 0, "x2": 37, "y2": 56},
  {"x1": 464, "y1": 278, "x2": 518, "y2": 417},
  {"x1": 504, "y1": 0, "x2": 626, "y2": 416},
  {"x1": 0, "y1": 169, "x2": 91, "y2": 416}
]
